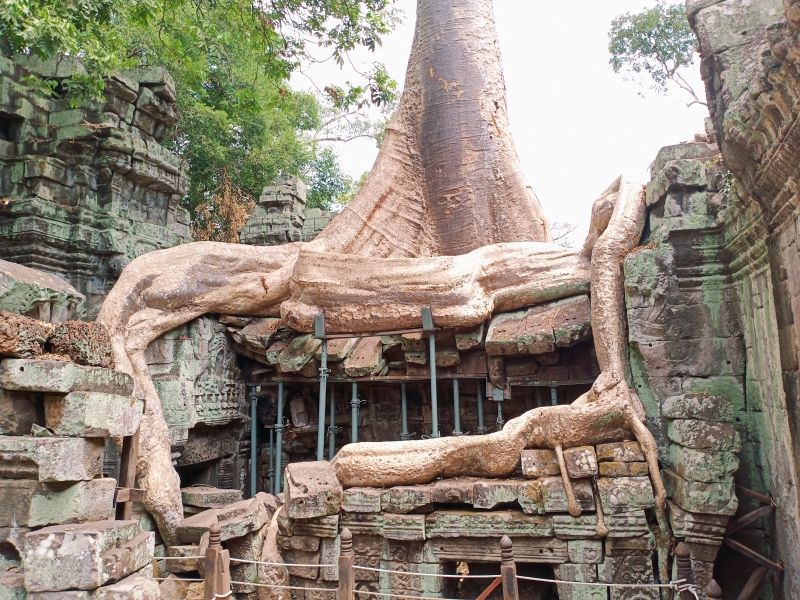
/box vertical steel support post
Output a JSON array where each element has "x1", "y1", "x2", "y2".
[
  {"x1": 274, "y1": 382, "x2": 285, "y2": 495},
  {"x1": 328, "y1": 384, "x2": 336, "y2": 460},
  {"x1": 351, "y1": 382, "x2": 359, "y2": 443},
  {"x1": 422, "y1": 307, "x2": 439, "y2": 438},
  {"x1": 267, "y1": 427, "x2": 274, "y2": 494},
  {"x1": 477, "y1": 379, "x2": 486, "y2": 434},
  {"x1": 550, "y1": 386, "x2": 558, "y2": 406},
  {"x1": 315, "y1": 314, "x2": 327, "y2": 461},
  {"x1": 400, "y1": 383, "x2": 409, "y2": 439},
  {"x1": 248, "y1": 385, "x2": 258, "y2": 498},
  {"x1": 452, "y1": 378, "x2": 461, "y2": 435}
]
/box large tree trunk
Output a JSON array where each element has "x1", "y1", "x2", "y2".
[
  {"x1": 313, "y1": 0, "x2": 550, "y2": 257},
  {"x1": 98, "y1": 0, "x2": 654, "y2": 548}
]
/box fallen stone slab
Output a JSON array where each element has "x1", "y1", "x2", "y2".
[
  {"x1": 344, "y1": 337, "x2": 386, "y2": 377},
  {"x1": 0, "y1": 478, "x2": 115, "y2": 527},
  {"x1": 177, "y1": 496, "x2": 269, "y2": 543},
  {"x1": 164, "y1": 545, "x2": 202, "y2": 574},
  {"x1": 181, "y1": 485, "x2": 242, "y2": 509},
  {"x1": 285, "y1": 461, "x2": 343, "y2": 519},
  {"x1": 158, "y1": 573, "x2": 204, "y2": 600},
  {"x1": 47, "y1": 321, "x2": 113, "y2": 368},
  {"x1": 44, "y1": 392, "x2": 142, "y2": 437},
  {"x1": 24, "y1": 520, "x2": 152, "y2": 592},
  {"x1": 0, "y1": 359, "x2": 134, "y2": 395},
  {"x1": 0, "y1": 436, "x2": 103, "y2": 481},
  {"x1": 0, "y1": 311, "x2": 52, "y2": 358},
  {"x1": 28, "y1": 568, "x2": 159, "y2": 599}
]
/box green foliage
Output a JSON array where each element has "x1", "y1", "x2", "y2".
[
  {"x1": 305, "y1": 147, "x2": 354, "y2": 209},
  {"x1": 608, "y1": 1, "x2": 704, "y2": 105},
  {"x1": 1, "y1": 0, "x2": 399, "y2": 237}
]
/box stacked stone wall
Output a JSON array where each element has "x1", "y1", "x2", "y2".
[{"x1": 0, "y1": 55, "x2": 191, "y2": 317}]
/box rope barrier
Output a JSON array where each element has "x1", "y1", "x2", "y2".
[
  {"x1": 229, "y1": 580, "x2": 336, "y2": 593},
  {"x1": 159, "y1": 555, "x2": 205, "y2": 561},
  {"x1": 517, "y1": 573, "x2": 688, "y2": 590},
  {"x1": 353, "y1": 590, "x2": 463, "y2": 600},
  {"x1": 229, "y1": 556, "x2": 337, "y2": 568},
  {"x1": 151, "y1": 576, "x2": 205, "y2": 582},
  {"x1": 353, "y1": 565, "x2": 500, "y2": 579}
]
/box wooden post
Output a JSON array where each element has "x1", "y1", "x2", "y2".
[
  {"x1": 675, "y1": 542, "x2": 694, "y2": 600},
  {"x1": 706, "y1": 579, "x2": 722, "y2": 600},
  {"x1": 500, "y1": 535, "x2": 519, "y2": 600},
  {"x1": 115, "y1": 432, "x2": 139, "y2": 520},
  {"x1": 338, "y1": 527, "x2": 354, "y2": 600},
  {"x1": 204, "y1": 522, "x2": 231, "y2": 600}
]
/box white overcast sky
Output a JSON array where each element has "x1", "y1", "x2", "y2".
[{"x1": 293, "y1": 0, "x2": 708, "y2": 245}]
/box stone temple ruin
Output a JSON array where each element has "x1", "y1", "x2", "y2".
[{"x1": 0, "y1": 0, "x2": 799, "y2": 599}]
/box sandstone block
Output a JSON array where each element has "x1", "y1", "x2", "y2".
[
  {"x1": 667, "y1": 419, "x2": 741, "y2": 452},
  {"x1": 554, "y1": 563, "x2": 605, "y2": 600},
  {"x1": 381, "y1": 485, "x2": 432, "y2": 514},
  {"x1": 343, "y1": 337, "x2": 385, "y2": 377},
  {"x1": 320, "y1": 536, "x2": 340, "y2": 581},
  {"x1": 181, "y1": 485, "x2": 242, "y2": 509},
  {"x1": 285, "y1": 461, "x2": 343, "y2": 519},
  {"x1": 663, "y1": 469, "x2": 738, "y2": 515},
  {"x1": 276, "y1": 534, "x2": 320, "y2": 552},
  {"x1": 292, "y1": 514, "x2": 339, "y2": 538},
  {"x1": 425, "y1": 510, "x2": 553, "y2": 538},
  {"x1": 44, "y1": 392, "x2": 142, "y2": 437},
  {"x1": 0, "y1": 259, "x2": 83, "y2": 322},
  {"x1": 598, "y1": 461, "x2": 649, "y2": 478},
  {"x1": 596, "y1": 477, "x2": 655, "y2": 513},
  {"x1": 339, "y1": 513, "x2": 383, "y2": 537},
  {"x1": 283, "y1": 549, "x2": 319, "y2": 579},
  {"x1": 521, "y1": 449, "x2": 560, "y2": 478},
  {"x1": 0, "y1": 311, "x2": 53, "y2": 359},
  {"x1": 0, "y1": 389, "x2": 37, "y2": 435},
  {"x1": 552, "y1": 514, "x2": 601, "y2": 539},
  {"x1": 177, "y1": 496, "x2": 269, "y2": 543},
  {"x1": 472, "y1": 479, "x2": 521, "y2": 509},
  {"x1": 668, "y1": 445, "x2": 738, "y2": 483},
  {"x1": 430, "y1": 477, "x2": 476, "y2": 505},
  {"x1": 47, "y1": 321, "x2": 113, "y2": 367},
  {"x1": 164, "y1": 545, "x2": 202, "y2": 573},
  {"x1": 382, "y1": 514, "x2": 425, "y2": 541},
  {"x1": 540, "y1": 477, "x2": 595, "y2": 513},
  {"x1": 563, "y1": 446, "x2": 598, "y2": 478},
  {"x1": 605, "y1": 533, "x2": 655, "y2": 555},
  {"x1": 0, "y1": 359, "x2": 133, "y2": 395},
  {"x1": 567, "y1": 539, "x2": 604, "y2": 564},
  {"x1": 663, "y1": 393, "x2": 733, "y2": 422},
  {"x1": 24, "y1": 520, "x2": 151, "y2": 592},
  {"x1": 91, "y1": 570, "x2": 160, "y2": 599},
  {"x1": 0, "y1": 572, "x2": 24, "y2": 600},
  {"x1": 596, "y1": 441, "x2": 644, "y2": 462},
  {"x1": 0, "y1": 478, "x2": 115, "y2": 527},
  {"x1": 428, "y1": 535, "x2": 567, "y2": 564},
  {"x1": 605, "y1": 510, "x2": 651, "y2": 538},
  {"x1": 0, "y1": 436, "x2": 103, "y2": 481},
  {"x1": 598, "y1": 553, "x2": 657, "y2": 599},
  {"x1": 518, "y1": 480, "x2": 544, "y2": 514},
  {"x1": 378, "y1": 561, "x2": 446, "y2": 594},
  {"x1": 342, "y1": 487, "x2": 382, "y2": 513},
  {"x1": 228, "y1": 524, "x2": 268, "y2": 595},
  {"x1": 668, "y1": 501, "x2": 728, "y2": 544}
]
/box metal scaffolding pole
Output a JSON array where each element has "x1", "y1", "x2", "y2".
[
  {"x1": 267, "y1": 427, "x2": 274, "y2": 494},
  {"x1": 422, "y1": 307, "x2": 439, "y2": 438},
  {"x1": 274, "y1": 382, "x2": 285, "y2": 495},
  {"x1": 476, "y1": 379, "x2": 486, "y2": 434},
  {"x1": 550, "y1": 386, "x2": 558, "y2": 406},
  {"x1": 248, "y1": 385, "x2": 258, "y2": 498},
  {"x1": 328, "y1": 384, "x2": 336, "y2": 460},
  {"x1": 315, "y1": 314, "x2": 327, "y2": 461},
  {"x1": 400, "y1": 383, "x2": 409, "y2": 440},
  {"x1": 351, "y1": 382, "x2": 359, "y2": 443},
  {"x1": 452, "y1": 378, "x2": 461, "y2": 435}
]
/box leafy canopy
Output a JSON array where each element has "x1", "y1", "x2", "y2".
[
  {"x1": 1, "y1": 0, "x2": 400, "y2": 238},
  {"x1": 608, "y1": 1, "x2": 704, "y2": 106}
]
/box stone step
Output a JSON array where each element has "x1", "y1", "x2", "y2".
[
  {"x1": 0, "y1": 359, "x2": 133, "y2": 395},
  {"x1": 44, "y1": 392, "x2": 142, "y2": 437},
  {"x1": 24, "y1": 520, "x2": 152, "y2": 592},
  {"x1": 0, "y1": 436, "x2": 104, "y2": 481},
  {"x1": 0, "y1": 478, "x2": 115, "y2": 527}
]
